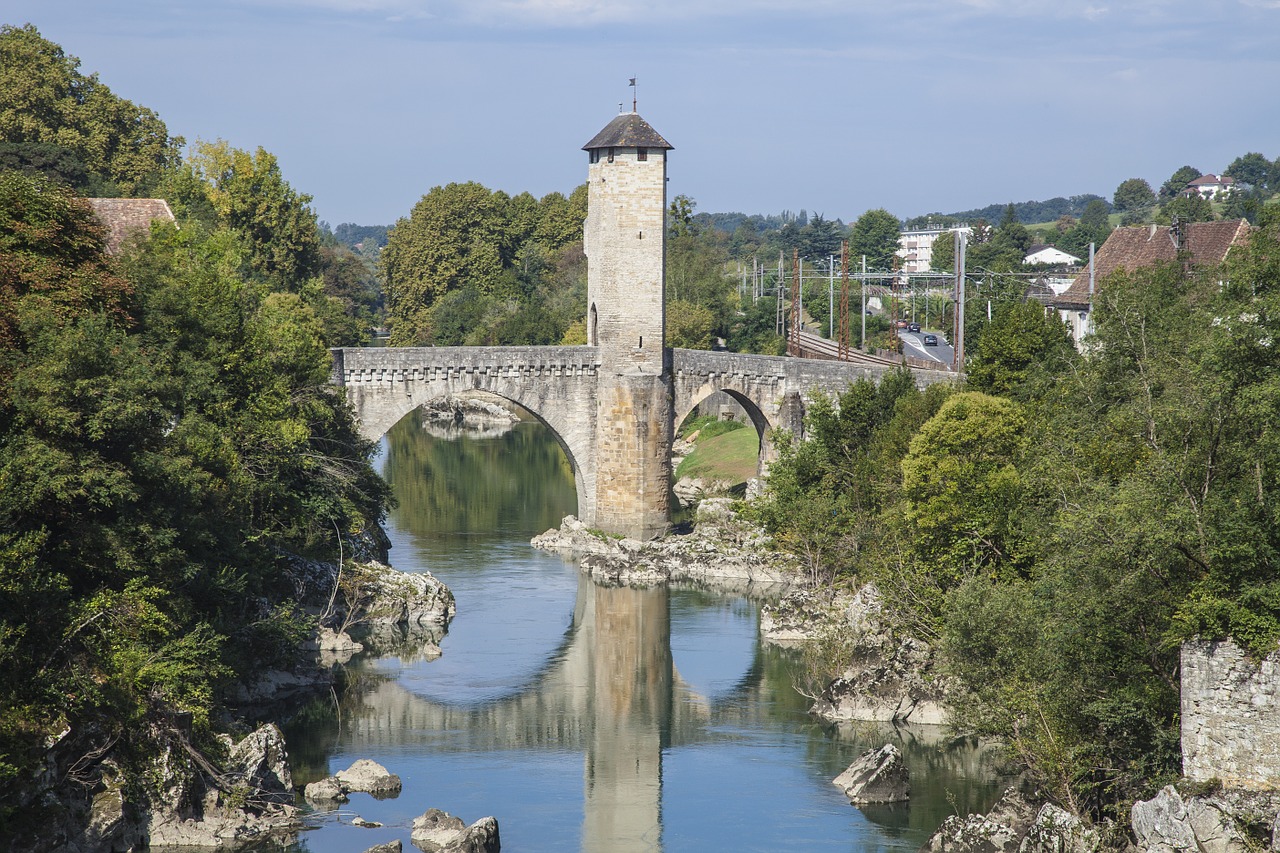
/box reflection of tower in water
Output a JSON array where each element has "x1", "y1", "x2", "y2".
[{"x1": 584, "y1": 583, "x2": 672, "y2": 853}]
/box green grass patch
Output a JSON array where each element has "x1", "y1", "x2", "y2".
[
  {"x1": 679, "y1": 414, "x2": 718, "y2": 439},
  {"x1": 675, "y1": 426, "x2": 759, "y2": 488}
]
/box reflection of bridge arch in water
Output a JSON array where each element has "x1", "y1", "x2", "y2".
[{"x1": 340, "y1": 573, "x2": 775, "y2": 852}]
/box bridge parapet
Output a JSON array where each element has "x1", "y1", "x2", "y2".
[{"x1": 331, "y1": 345, "x2": 600, "y2": 387}]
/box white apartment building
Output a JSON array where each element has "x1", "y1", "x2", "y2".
[{"x1": 898, "y1": 222, "x2": 973, "y2": 273}]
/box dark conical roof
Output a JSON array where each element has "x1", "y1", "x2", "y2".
[{"x1": 582, "y1": 112, "x2": 673, "y2": 151}]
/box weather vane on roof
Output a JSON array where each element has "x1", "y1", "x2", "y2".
[{"x1": 629, "y1": 76, "x2": 637, "y2": 112}]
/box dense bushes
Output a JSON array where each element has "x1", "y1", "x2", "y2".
[
  {"x1": 0, "y1": 173, "x2": 389, "y2": 831},
  {"x1": 756, "y1": 217, "x2": 1280, "y2": 821}
]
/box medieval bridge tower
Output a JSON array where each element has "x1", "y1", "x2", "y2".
[
  {"x1": 581, "y1": 111, "x2": 676, "y2": 540},
  {"x1": 332, "y1": 112, "x2": 935, "y2": 543}
]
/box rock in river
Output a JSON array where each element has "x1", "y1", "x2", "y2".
[
  {"x1": 833, "y1": 743, "x2": 910, "y2": 803},
  {"x1": 411, "y1": 808, "x2": 501, "y2": 852}
]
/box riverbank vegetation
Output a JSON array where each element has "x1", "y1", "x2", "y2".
[
  {"x1": 0, "y1": 25, "x2": 392, "y2": 841},
  {"x1": 750, "y1": 215, "x2": 1280, "y2": 823}
]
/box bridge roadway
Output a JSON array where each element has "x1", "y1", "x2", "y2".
[{"x1": 330, "y1": 344, "x2": 954, "y2": 527}]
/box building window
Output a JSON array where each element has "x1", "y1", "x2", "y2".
[
  {"x1": 607, "y1": 148, "x2": 615, "y2": 163},
  {"x1": 637, "y1": 148, "x2": 647, "y2": 162}
]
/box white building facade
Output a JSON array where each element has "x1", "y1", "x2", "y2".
[{"x1": 898, "y1": 223, "x2": 973, "y2": 273}]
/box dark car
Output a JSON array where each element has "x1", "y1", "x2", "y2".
[
  {"x1": 908, "y1": 323, "x2": 921, "y2": 333},
  {"x1": 923, "y1": 333, "x2": 938, "y2": 346}
]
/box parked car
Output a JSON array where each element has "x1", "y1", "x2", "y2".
[
  {"x1": 908, "y1": 323, "x2": 921, "y2": 333},
  {"x1": 923, "y1": 333, "x2": 938, "y2": 346}
]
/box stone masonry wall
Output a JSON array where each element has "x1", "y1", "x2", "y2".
[
  {"x1": 585, "y1": 148, "x2": 666, "y2": 374},
  {"x1": 1182, "y1": 638, "x2": 1280, "y2": 789},
  {"x1": 593, "y1": 374, "x2": 672, "y2": 540}
]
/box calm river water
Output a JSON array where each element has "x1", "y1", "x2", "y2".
[{"x1": 282, "y1": 412, "x2": 1003, "y2": 852}]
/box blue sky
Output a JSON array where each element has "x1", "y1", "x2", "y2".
[{"x1": 10, "y1": 1, "x2": 1280, "y2": 227}]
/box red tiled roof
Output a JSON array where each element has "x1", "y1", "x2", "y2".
[
  {"x1": 1053, "y1": 220, "x2": 1252, "y2": 307},
  {"x1": 86, "y1": 198, "x2": 175, "y2": 255}
]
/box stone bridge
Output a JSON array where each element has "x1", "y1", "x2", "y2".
[
  {"x1": 330, "y1": 344, "x2": 948, "y2": 534},
  {"x1": 333, "y1": 108, "x2": 957, "y2": 538}
]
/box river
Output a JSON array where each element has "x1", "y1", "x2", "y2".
[{"x1": 281, "y1": 410, "x2": 1003, "y2": 852}]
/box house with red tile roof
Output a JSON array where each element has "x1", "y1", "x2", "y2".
[
  {"x1": 85, "y1": 198, "x2": 175, "y2": 255},
  {"x1": 1182, "y1": 174, "x2": 1236, "y2": 200},
  {"x1": 1050, "y1": 219, "x2": 1252, "y2": 345}
]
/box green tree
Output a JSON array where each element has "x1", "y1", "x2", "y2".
[
  {"x1": 0, "y1": 172, "x2": 389, "y2": 826},
  {"x1": 1158, "y1": 193, "x2": 1215, "y2": 224},
  {"x1": 380, "y1": 182, "x2": 514, "y2": 345},
  {"x1": 1159, "y1": 165, "x2": 1202, "y2": 200},
  {"x1": 1113, "y1": 178, "x2": 1156, "y2": 213},
  {"x1": 1224, "y1": 152, "x2": 1272, "y2": 191},
  {"x1": 0, "y1": 24, "x2": 182, "y2": 195},
  {"x1": 931, "y1": 231, "x2": 956, "y2": 272},
  {"x1": 848, "y1": 208, "x2": 901, "y2": 272},
  {"x1": 899, "y1": 391, "x2": 1028, "y2": 596},
  {"x1": 666, "y1": 299, "x2": 715, "y2": 349},
  {"x1": 964, "y1": 300, "x2": 1076, "y2": 401},
  {"x1": 800, "y1": 214, "x2": 844, "y2": 260},
  {"x1": 173, "y1": 140, "x2": 323, "y2": 290},
  {"x1": 533, "y1": 187, "x2": 586, "y2": 250}
]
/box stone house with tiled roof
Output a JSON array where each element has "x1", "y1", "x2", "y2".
[
  {"x1": 85, "y1": 198, "x2": 175, "y2": 255},
  {"x1": 1051, "y1": 219, "x2": 1253, "y2": 345}
]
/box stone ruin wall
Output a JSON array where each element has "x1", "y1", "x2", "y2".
[{"x1": 1182, "y1": 638, "x2": 1280, "y2": 789}]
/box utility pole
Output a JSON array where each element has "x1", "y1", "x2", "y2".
[
  {"x1": 828, "y1": 255, "x2": 835, "y2": 339},
  {"x1": 788, "y1": 249, "x2": 802, "y2": 355},
  {"x1": 861, "y1": 255, "x2": 867, "y2": 351},
  {"x1": 953, "y1": 230, "x2": 967, "y2": 372},
  {"x1": 838, "y1": 241, "x2": 850, "y2": 361},
  {"x1": 775, "y1": 251, "x2": 784, "y2": 336}
]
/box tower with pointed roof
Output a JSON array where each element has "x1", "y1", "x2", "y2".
[{"x1": 582, "y1": 110, "x2": 675, "y2": 539}]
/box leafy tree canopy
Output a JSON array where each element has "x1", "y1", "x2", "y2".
[
  {"x1": 849, "y1": 208, "x2": 901, "y2": 272},
  {"x1": 1113, "y1": 177, "x2": 1156, "y2": 213},
  {"x1": 0, "y1": 24, "x2": 182, "y2": 195},
  {"x1": 1159, "y1": 165, "x2": 1202, "y2": 200},
  {"x1": 1224, "y1": 151, "x2": 1272, "y2": 191}
]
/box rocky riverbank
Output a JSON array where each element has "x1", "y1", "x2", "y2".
[
  {"x1": 20, "y1": 557, "x2": 456, "y2": 853},
  {"x1": 533, "y1": 499, "x2": 949, "y2": 725},
  {"x1": 531, "y1": 497, "x2": 799, "y2": 591},
  {"x1": 918, "y1": 781, "x2": 1280, "y2": 853}
]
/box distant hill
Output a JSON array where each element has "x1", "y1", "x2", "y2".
[
  {"x1": 327, "y1": 222, "x2": 389, "y2": 251},
  {"x1": 904, "y1": 195, "x2": 1109, "y2": 228}
]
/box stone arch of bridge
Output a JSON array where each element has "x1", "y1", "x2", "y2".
[
  {"x1": 673, "y1": 386, "x2": 775, "y2": 473},
  {"x1": 348, "y1": 379, "x2": 595, "y2": 522}
]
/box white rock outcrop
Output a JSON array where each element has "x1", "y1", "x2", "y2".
[
  {"x1": 832, "y1": 744, "x2": 910, "y2": 803},
  {"x1": 805, "y1": 583, "x2": 948, "y2": 725},
  {"x1": 921, "y1": 787, "x2": 1100, "y2": 853},
  {"x1": 411, "y1": 808, "x2": 501, "y2": 852},
  {"x1": 531, "y1": 501, "x2": 796, "y2": 591},
  {"x1": 1131, "y1": 786, "x2": 1248, "y2": 853},
  {"x1": 146, "y1": 724, "x2": 300, "y2": 849},
  {"x1": 306, "y1": 758, "x2": 402, "y2": 802}
]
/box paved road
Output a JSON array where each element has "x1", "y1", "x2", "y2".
[{"x1": 899, "y1": 329, "x2": 955, "y2": 365}]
